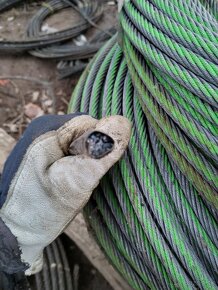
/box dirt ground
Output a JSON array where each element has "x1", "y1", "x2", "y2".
[{"x1": 0, "y1": 1, "x2": 117, "y2": 289}]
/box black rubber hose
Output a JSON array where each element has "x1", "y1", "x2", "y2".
[
  {"x1": 0, "y1": 0, "x2": 102, "y2": 53},
  {"x1": 0, "y1": 0, "x2": 23, "y2": 12},
  {"x1": 27, "y1": 0, "x2": 103, "y2": 58},
  {"x1": 31, "y1": 27, "x2": 117, "y2": 59},
  {"x1": 57, "y1": 60, "x2": 88, "y2": 79}
]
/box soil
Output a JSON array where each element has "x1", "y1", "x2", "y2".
[{"x1": 0, "y1": 1, "x2": 117, "y2": 289}]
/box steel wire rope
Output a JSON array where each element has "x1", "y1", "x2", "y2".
[
  {"x1": 91, "y1": 50, "x2": 217, "y2": 277},
  {"x1": 119, "y1": 87, "x2": 217, "y2": 289},
  {"x1": 120, "y1": 11, "x2": 218, "y2": 107},
  {"x1": 0, "y1": 0, "x2": 23, "y2": 12},
  {"x1": 132, "y1": 0, "x2": 218, "y2": 64},
  {"x1": 109, "y1": 67, "x2": 206, "y2": 288},
  {"x1": 150, "y1": 0, "x2": 218, "y2": 44},
  {"x1": 123, "y1": 43, "x2": 218, "y2": 208},
  {"x1": 31, "y1": 237, "x2": 73, "y2": 290},
  {"x1": 200, "y1": 0, "x2": 218, "y2": 19},
  {"x1": 123, "y1": 1, "x2": 218, "y2": 85},
  {"x1": 0, "y1": 0, "x2": 101, "y2": 53},
  {"x1": 123, "y1": 37, "x2": 218, "y2": 190},
  {"x1": 125, "y1": 73, "x2": 217, "y2": 282},
  {"x1": 84, "y1": 199, "x2": 151, "y2": 290},
  {"x1": 151, "y1": 0, "x2": 218, "y2": 31},
  {"x1": 69, "y1": 40, "x2": 217, "y2": 288},
  {"x1": 87, "y1": 59, "x2": 184, "y2": 288},
  {"x1": 94, "y1": 185, "x2": 162, "y2": 290},
  {"x1": 67, "y1": 1, "x2": 218, "y2": 288},
  {"x1": 26, "y1": 0, "x2": 104, "y2": 59},
  {"x1": 126, "y1": 42, "x2": 218, "y2": 164},
  {"x1": 148, "y1": 125, "x2": 218, "y2": 280}
]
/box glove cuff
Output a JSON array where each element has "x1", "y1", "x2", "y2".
[
  {"x1": 0, "y1": 218, "x2": 29, "y2": 274},
  {"x1": 25, "y1": 252, "x2": 43, "y2": 276}
]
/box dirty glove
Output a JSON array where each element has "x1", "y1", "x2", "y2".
[{"x1": 0, "y1": 113, "x2": 131, "y2": 276}]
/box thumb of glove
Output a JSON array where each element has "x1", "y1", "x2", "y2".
[{"x1": 48, "y1": 115, "x2": 131, "y2": 213}]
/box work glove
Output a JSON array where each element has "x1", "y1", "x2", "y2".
[{"x1": 0, "y1": 113, "x2": 131, "y2": 277}]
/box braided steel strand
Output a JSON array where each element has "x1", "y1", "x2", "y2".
[
  {"x1": 200, "y1": 0, "x2": 218, "y2": 19},
  {"x1": 151, "y1": 0, "x2": 218, "y2": 30},
  {"x1": 110, "y1": 168, "x2": 177, "y2": 290},
  {"x1": 102, "y1": 47, "x2": 123, "y2": 116},
  {"x1": 81, "y1": 36, "x2": 117, "y2": 113},
  {"x1": 123, "y1": 39, "x2": 218, "y2": 208},
  {"x1": 68, "y1": 1, "x2": 218, "y2": 287},
  {"x1": 148, "y1": 125, "x2": 218, "y2": 280},
  {"x1": 88, "y1": 45, "x2": 117, "y2": 117},
  {"x1": 120, "y1": 88, "x2": 217, "y2": 288},
  {"x1": 150, "y1": 0, "x2": 218, "y2": 43},
  {"x1": 84, "y1": 200, "x2": 150, "y2": 290},
  {"x1": 118, "y1": 76, "x2": 197, "y2": 288},
  {"x1": 155, "y1": 69, "x2": 218, "y2": 125},
  {"x1": 120, "y1": 12, "x2": 218, "y2": 107},
  {"x1": 95, "y1": 186, "x2": 162, "y2": 289},
  {"x1": 123, "y1": 41, "x2": 218, "y2": 188},
  {"x1": 169, "y1": 157, "x2": 218, "y2": 224},
  {"x1": 124, "y1": 1, "x2": 218, "y2": 84},
  {"x1": 70, "y1": 43, "x2": 186, "y2": 290},
  {"x1": 149, "y1": 66, "x2": 218, "y2": 136},
  {"x1": 126, "y1": 40, "x2": 218, "y2": 161},
  {"x1": 110, "y1": 169, "x2": 176, "y2": 289},
  {"x1": 132, "y1": 0, "x2": 218, "y2": 63},
  {"x1": 108, "y1": 69, "x2": 177, "y2": 289}
]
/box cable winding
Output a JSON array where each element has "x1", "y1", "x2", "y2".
[
  {"x1": 29, "y1": 237, "x2": 73, "y2": 290},
  {"x1": 69, "y1": 0, "x2": 218, "y2": 284},
  {"x1": 68, "y1": 0, "x2": 218, "y2": 288}
]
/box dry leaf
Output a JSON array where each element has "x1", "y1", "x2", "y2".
[
  {"x1": 24, "y1": 103, "x2": 44, "y2": 119},
  {"x1": 0, "y1": 80, "x2": 9, "y2": 86}
]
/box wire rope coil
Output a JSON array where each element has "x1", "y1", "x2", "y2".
[
  {"x1": 68, "y1": 0, "x2": 218, "y2": 288},
  {"x1": 0, "y1": 0, "x2": 23, "y2": 12},
  {"x1": 29, "y1": 237, "x2": 73, "y2": 290},
  {"x1": 26, "y1": 0, "x2": 104, "y2": 58},
  {"x1": 0, "y1": 0, "x2": 103, "y2": 53}
]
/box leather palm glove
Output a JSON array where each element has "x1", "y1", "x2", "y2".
[{"x1": 0, "y1": 113, "x2": 131, "y2": 277}]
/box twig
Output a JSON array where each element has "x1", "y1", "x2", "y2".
[
  {"x1": 9, "y1": 79, "x2": 20, "y2": 94},
  {"x1": 18, "y1": 90, "x2": 25, "y2": 137},
  {"x1": 0, "y1": 89, "x2": 17, "y2": 99},
  {"x1": 10, "y1": 113, "x2": 23, "y2": 124},
  {"x1": 0, "y1": 75, "x2": 52, "y2": 86},
  {"x1": 61, "y1": 97, "x2": 69, "y2": 105}
]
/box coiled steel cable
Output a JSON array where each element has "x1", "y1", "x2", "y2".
[
  {"x1": 68, "y1": 0, "x2": 218, "y2": 287},
  {"x1": 26, "y1": 0, "x2": 103, "y2": 58},
  {"x1": 0, "y1": 0, "x2": 102, "y2": 53},
  {"x1": 0, "y1": 0, "x2": 23, "y2": 12},
  {"x1": 30, "y1": 237, "x2": 73, "y2": 290},
  {"x1": 56, "y1": 28, "x2": 116, "y2": 78},
  {"x1": 119, "y1": 0, "x2": 218, "y2": 207}
]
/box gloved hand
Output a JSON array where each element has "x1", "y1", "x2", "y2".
[{"x1": 0, "y1": 113, "x2": 131, "y2": 276}]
